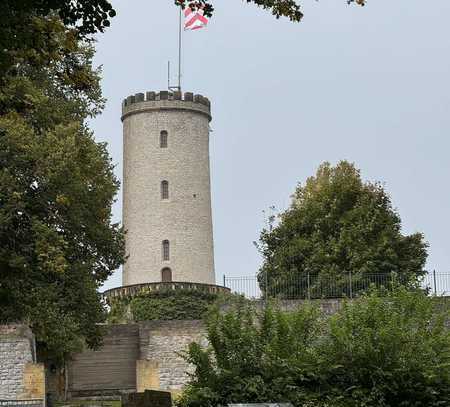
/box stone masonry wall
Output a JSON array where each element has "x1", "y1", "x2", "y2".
[
  {"x1": 139, "y1": 320, "x2": 206, "y2": 391},
  {"x1": 0, "y1": 325, "x2": 34, "y2": 399},
  {"x1": 251, "y1": 298, "x2": 343, "y2": 314}
]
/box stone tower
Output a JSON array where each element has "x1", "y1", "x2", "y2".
[{"x1": 121, "y1": 90, "x2": 215, "y2": 286}]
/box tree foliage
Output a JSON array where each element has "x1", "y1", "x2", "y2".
[
  {"x1": 177, "y1": 0, "x2": 366, "y2": 23},
  {"x1": 257, "y1": 161, "x2": 428, "y2": 297},
  {"x1": 0, "y1": 0, "x2": 367, "y2": 75},
  {"x1": 0, "y1": 1, "x2": 115, "y2": 76},
  {"x1": 0, "y1": 17, "x2": 125, "y2": 361},
  {"x1": 178, "y1": 289, "x2": 450, "y2": 407}
]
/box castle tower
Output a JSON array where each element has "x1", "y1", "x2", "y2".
[{"x1": 121, "y1": 91, "x2": 215, "y2": 286}]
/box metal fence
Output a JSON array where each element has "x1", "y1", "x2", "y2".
[{"x1": 223, "y1": 271, "x2": 450, "y2": 300}]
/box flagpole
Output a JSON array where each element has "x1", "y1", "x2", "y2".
[{"x1": 178, "y1": 5, "x2": 182, "y2": 91}]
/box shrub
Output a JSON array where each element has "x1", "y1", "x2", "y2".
[{"x1": 178, "y1": 288, "x2": 450, "y2": 407}]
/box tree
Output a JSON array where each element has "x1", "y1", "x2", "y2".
[
  {"x1": 0, "y1": 17, "x2": 125, "y2": 361},
  {"x1": 257, "y1": 161, "x2": 428, "y2": 298},
  {"x1": 178, "y1": 289, "x2": 450, "y2": 407},
  {"x1": 0, "y1": 0, "x2": 367, "y2": 74},
  {"x1": 0, "y1": 1, "x2": 116, "y2": 76}
]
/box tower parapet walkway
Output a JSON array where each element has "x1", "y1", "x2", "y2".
[{"x1": 102, "y1": 281, "x2": 230, "y2": 301}]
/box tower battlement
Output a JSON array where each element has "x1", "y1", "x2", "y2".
[{"x1": 122, "y1": 91, "x2": 211, "y2": 121}]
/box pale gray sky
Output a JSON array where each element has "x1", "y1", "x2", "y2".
[{"x1": 94, "y1": 0, "x2": 450, "y2": 291}]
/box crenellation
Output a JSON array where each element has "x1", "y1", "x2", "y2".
[{"x1": 121, "y1": 91, "x2": 211, "y2": 120}]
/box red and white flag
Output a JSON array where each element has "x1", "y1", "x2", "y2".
[{"x1": 184, "y1": 7, "x2": 208, "y2": 30}]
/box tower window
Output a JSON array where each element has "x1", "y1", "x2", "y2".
[
  {"x1": 161, "y1": 180, "x2": 169, "y2": 200},
  {"x1": 162, "y1": 240, "x2": 170, "y2": 261},
  {"x1": 160, "y1": 130, "x2": 168, "y2": 148},
  {"x1": 161, "y1": 267, "x2": 172, "y2": 282}
]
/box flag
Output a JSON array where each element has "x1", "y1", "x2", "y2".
[{"x1": 184, "y1": 7, "x2": 208, "y2": 30}]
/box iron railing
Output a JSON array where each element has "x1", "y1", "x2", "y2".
[{"x1": 223, "y1": 271, "x2": 450, "y2": 300}]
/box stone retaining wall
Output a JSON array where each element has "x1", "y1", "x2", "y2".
[
  {"x1": 0, "y1": 325, "x2": 39, "y2": 400},
  {"x1": 139, "y1": 320, "x2": 206, "y2": 391}
]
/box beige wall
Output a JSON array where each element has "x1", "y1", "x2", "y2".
[
  {"x1": 21, "y1": 363, "x2": 45, "y2": 400},
  {"x1": 136, "y1": 360, "x2": 160, "y2": 392},
  {"x1": 0, "y1": 325, "x2": 45, "y2": 400},
  {"x1": 122, "y1": 94, "x2": 215, "y2": 286}
]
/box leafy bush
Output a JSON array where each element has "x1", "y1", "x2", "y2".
[
  {"x1": 322, "y1": 288, "x2": 450, "y2": 406},
  {"x1": 178, "y1": 298, "x2": 325, "y2": 407},
  {"x1": 178, "y1": 288, "x2": 450, "y2": 407}
]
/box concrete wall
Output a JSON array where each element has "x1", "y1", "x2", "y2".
[
  {"x1": 0, "y1": 325, "x2": 44, "y2": 400},
  {"x1": 121, "y1": 91, "x2": 215, "y2": 286}
]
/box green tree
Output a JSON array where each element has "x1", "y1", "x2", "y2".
[
  {"x1": 178, "y1": 289, "x2": 450, "y2": 407},
  {"x1": 257, "y1": 161, "x2": 428, "y2": 298},
  {"x1": 0, "y1": 1, "x2": 116, "y2": 76},
  {"x1": 0, "y1": 17, "x2": 125, "y2": 361},
  {"x1": 0, "y1": 0, "x2": 367, "y2": 74}
]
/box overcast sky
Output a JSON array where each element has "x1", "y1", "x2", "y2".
[{"x1": 94, "y1": 0, "x2": 450, "y2": 291}]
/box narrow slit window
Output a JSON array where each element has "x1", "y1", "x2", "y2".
[
  {"x1": 161, "y1": 267, "x2": 172, "y2": 282},
  {"x1": 162, "y1": 240, "x2": 170, "y2": 261},
  {"x1": 160, "y1": 130, "x2": 168, "y2": 148},
  {"x1": 161, "y1": 180, "x2": 169, "y2": 199}
]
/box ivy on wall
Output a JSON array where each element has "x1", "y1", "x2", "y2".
[{"x1": 107, "y1": 290, "x2": 225, "y2": 323}]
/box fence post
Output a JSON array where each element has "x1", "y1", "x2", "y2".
[
  {"x1": 433, "y1": 269, "x2": 437, "y2": 296},
  {"x1": 349, "y1": 270, "x2": 353, "y2": 299},
  {"x1": 307, "y1": 271, "x2": 311, "y2": 300}
]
